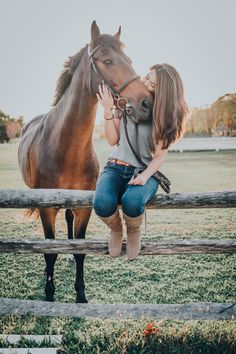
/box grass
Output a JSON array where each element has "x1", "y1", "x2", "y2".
[{"x1": 0, "y1": 140, "x2": 236, "y2": 353}]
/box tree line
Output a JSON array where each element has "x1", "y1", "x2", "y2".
[
  {"x1": 186, "y1": 93, "x2": 236, "y2": 136},
  {"x1": 0, "y1": 109, "x2": 24, "y2": 143}
]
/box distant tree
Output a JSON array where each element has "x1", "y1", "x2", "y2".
[
  {"x1": 211, "y1": 94, "x2": 236, "y2": 136},
  {"x1": 0, "y1": 109, "x2": 24, "y2": 142},
  {"x1": 188, "y1": 93, "x2": 236, "y2": 136},
  {"x1": 0, "y1": 121, "x2": 9, "y2": 143},
  {"x1": 187, "y1": 107, "x2": 211, "y2": 135},
  {"x1": 6, "y1": 120, "x2": 22, "y2": 139}
]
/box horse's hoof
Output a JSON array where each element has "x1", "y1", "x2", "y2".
[
  {"x1": 45, "y1": 295, "x2": 54, "y2": 302},
  {"x1": 76, "y1": 296, "x2": 88, "y2": 303},
  {"x1": 45, "y1": 280, "x2": 55, "y2": 302}
]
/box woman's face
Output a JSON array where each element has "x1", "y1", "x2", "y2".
[{"x1": 142, "y1": 69, "x2": 157, "y2": 93}]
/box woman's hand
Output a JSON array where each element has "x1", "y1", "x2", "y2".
[
  {"x1": 96, "y1": 83, "x2": 114, "y2": 111},
  {"x1": 128, "y1": 173, "x2": 148, "y2": 186}
]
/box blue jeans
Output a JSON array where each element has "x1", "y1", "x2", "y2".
[{"x1": 93, "y1": 160, "x2": 159, "y2": 218}]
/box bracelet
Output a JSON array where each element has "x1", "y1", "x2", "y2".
[{"x1": 104, "y1": 112, "x2": 114, "y2": 120}]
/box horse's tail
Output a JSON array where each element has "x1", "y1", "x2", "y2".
[{"x1": 18, "y1": 208, "x2": 40, "y2": 220}]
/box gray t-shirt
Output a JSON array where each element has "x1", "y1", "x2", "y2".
[{"x1": 109, "y1": 117, "x2": 155, "y2": 167}]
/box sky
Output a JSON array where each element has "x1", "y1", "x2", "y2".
[{"x1": 0, "y1": 0, "x2": 235, "y2": 122}]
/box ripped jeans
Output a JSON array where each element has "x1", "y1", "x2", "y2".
[{"x1": 93, "y1": 160, "x2": 159, "y2": 218}]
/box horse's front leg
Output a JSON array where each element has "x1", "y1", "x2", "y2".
[
  {"x1": 65, "y1": 209, "x2": 75, "y2": 264},
  {"x1": 73, "y1": 208, "x2": 92, "y2": 303},
  {"x1": 40, "y1": 208, "x2": 59, "y2": 302}
]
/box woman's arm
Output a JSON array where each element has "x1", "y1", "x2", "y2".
[
  {"x1": 128, "y1": 141, "x2": 168, "y2": 185},
  {"x1": 104, "y1": 118, "x2": 120, "y2": 146},
  {"x1": 96, "y1": 84, "x2": 120, "y2": 146}
]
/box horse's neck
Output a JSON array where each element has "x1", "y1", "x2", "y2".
[{"x1": 53, "y1": 61, "x2": 98, "y2": 147}]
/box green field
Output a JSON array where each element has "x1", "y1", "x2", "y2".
[{"x1": 0, "y1": 141, "x2": 236, "y2": 353}]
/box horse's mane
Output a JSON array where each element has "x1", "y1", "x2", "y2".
[{"x1": 52, "y1": 45, "x2": 88, "y2": 106}]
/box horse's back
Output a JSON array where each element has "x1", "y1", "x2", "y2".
[
  {"x1": 18, "y1": 114, "x2": 46, "y2": 187},
  {"x1": 21, "y1": 114, "x2": 45, "y2": 136}
]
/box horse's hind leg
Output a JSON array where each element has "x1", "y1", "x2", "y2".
[
  {"x1": 65, "y1": 209, "x2": 75, "y2": 264},
  {"x1": 40, "y1": 208, "x2": 59, "y2": 302},
  {"x1": 73, "y1": 208, "x2": 92, "y2": 303},
  {"x1": 66, "y1": 209, "x2": 74, "y2": 239}
]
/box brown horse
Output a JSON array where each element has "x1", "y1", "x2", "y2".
[{"x1": 18, "y1": 21, "x2": 153, "y2": 303}]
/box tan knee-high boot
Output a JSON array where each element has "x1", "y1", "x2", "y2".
[
  {"x1": 99, "y1": 209, "x2": 123, "y2": 257},
  {"x1": 123, "y1": 212, "x2": 144, "y2": 261}
]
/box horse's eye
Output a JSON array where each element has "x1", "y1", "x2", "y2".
[{"x1": 103, "y1": 59, "x2": 112, "y2": 65}]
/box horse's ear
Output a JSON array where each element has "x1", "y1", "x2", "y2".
[
  {"x1": 91, "y1": 20, "x2": 100, "y2": 46},
  {"x1": 114, "y1": 26, "x2": 121, "y2": 40}
]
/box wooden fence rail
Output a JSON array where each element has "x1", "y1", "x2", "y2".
[
  {"x1": 0, "y1": 189, "x2": 236, "y2": 209},
  {"x1": 0, "y1": 298, "x2": 235, "y2": 320},
  {"x1": 0, "y1": 239, "x2": 235, "y2": 255}
]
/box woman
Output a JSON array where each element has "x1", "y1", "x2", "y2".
[{"x1": 93, "y1": 63, "x2": 189, "y2": 260}]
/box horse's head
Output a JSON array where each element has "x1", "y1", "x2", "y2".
[{"x1": 88, "y1": 21, "x2": 153, "y2": 122}]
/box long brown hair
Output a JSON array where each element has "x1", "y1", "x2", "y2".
[{"x1": 151, "y1": 63, "x2": 189, "y2": 150}]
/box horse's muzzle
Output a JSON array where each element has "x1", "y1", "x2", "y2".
[{"x1": 128, "y1": 98, "x2": 153, "y2": 123}]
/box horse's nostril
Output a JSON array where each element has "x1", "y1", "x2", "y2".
[{"x1": 141, "y1": 99, "x2": 151, "y2": 112}]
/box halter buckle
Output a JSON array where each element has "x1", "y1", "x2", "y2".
[
  {"x1": 125, "y1": 103, "x2": 132, "y2": 115},
  {"x1": 116, "y1": 97, "x2": 129, "y2": 111}
]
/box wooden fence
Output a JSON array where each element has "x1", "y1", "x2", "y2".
[{"x1": 0, "y1": 188, "x2": 235, "y2": 320}]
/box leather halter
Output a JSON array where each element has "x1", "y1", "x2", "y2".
[{"x1": 88, "y1": 44, "x2": 140, "y2": 116}]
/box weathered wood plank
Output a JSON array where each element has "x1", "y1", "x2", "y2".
[
  {"x1": 0, "y1": 298, "x2": 235, "y2": 320},
  {"x1": 0, "y1": 335, "x2": 62, "y2": 345},
  {"x1": 0, "y1": 189, "x2": 93, "y2": 209},
  {"x1": 0, "y1": 239, "x2": 235, "y2": 255},
  {"x1": 0, "y1": 349, "x2": 58, "y2": 354},
  {"x1": 0, "y1": 189, "x2": 236, "y2": 209}
]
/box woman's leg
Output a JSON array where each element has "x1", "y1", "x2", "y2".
[
  {"x1": 121, "y1": 177, "x2": 159, "y2": 260},
  {"x1": 93, "y1": 164, "x2": 129, "y2": 257},
  {"x1": 93, "y1": 164, "x2": 127, "y2": 217},
  {"x1": 121, "y1": 176, "x2": 159, "y2": 217}
]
